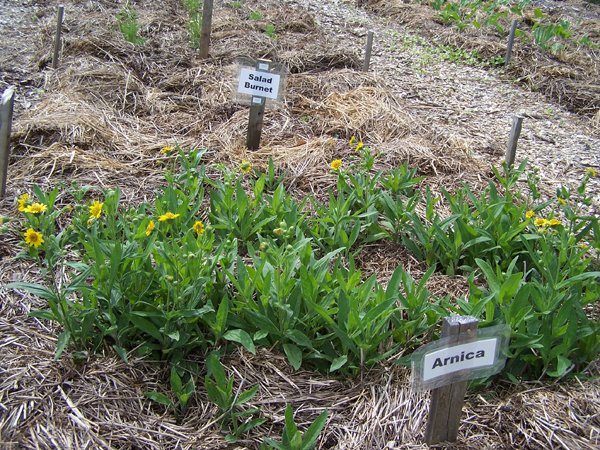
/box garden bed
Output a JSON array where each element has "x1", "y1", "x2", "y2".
[{"x1": 0, "y1": 0, "x2": 599, "y2": 449}]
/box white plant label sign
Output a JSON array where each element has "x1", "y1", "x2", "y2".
[
  {"x1": 237, "y1": 68, "x2": 281, "y2": 100},
  {"x1": 411, "y1": 324, "x2": 510, "y2": 391},
  {"x1": 423, "y1": 338, "x2": 497, "y2": 381}
]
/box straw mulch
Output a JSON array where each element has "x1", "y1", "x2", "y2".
[
  {"x1": 366, "y1": 0, "x2": 600, "y2": 117},
  {"x1": 1, "y1": 0, "x2": 599, "y2": 448}
]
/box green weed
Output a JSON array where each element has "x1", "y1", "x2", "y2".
[{"x1": 116, "y1": 1, "x2": 145, "y2": 45}]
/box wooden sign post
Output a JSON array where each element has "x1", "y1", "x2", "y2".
[
  {"x1": 236, "y1": 60, "x2": 283, "y2": 150},
  {"x1": 425, "y1": 317, "x2": 478, "y2": 444},
  {"x1": 246, "y1": 60, "x2": 271, "y2": 150},
  {"x1": 363, "y1": 31, "x2": 374, "y2": 72},
  {"x1": 411, "y1": 317, "x2": 510, "y2": 445},
  {"x1": 505, "y1": 20, "x2": 518, "y2": 66},
  {"x1": 52, "y1": 5, "x2": 65, "y2": 69},
  {"x1": 0, "y1": 87, "x2": 16, "y2": 198},
  {"x1": 505, "y1": 115, "x2": 524, "y2": 168},
  {"x1": 199, "y1": 0, "x2": 214, "y2": 58}
]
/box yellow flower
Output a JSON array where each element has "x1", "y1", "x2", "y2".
[
  {"x1": 557, "y1": 197, "x2": 566, "y2": 206},
  {"x1": 525, "y1": 210, "x2": 535, "y2": 219},
  {"x1": 24, "y1": 203, "x2": 47, "y2": 214},
  {"x1": 585, "y1": 167, "x2": 597, "y2": 177},
  {"x1": 330, "y1": 159, "x2": 342, "y2": 171},
  {"x1": 146, "y1": 220, "x2": 155, "y2": 236},
  {"x1": 89, "y1": 201, "x2": 103, "y2": 219},
  {"x1": 158, "y1": 212, "x2": 180, "y2": 222},
  {"x1": 548, "y1": 218, "x2": 562, "y2": 226},
  {"x1": 534, "y1": 218, "x2": 549, "y2": 227},
  {"x1": 161, "y1": 146, "x2": 174, "y2": 155},
  {"x1": 24, "y1": 228, "x2": 44, "y2": 248},
  {"x1": 240, "y1": 160, "x2": 252, "y2": 174},
  {"x1": 18, "y1": 193, "x2": 30, "y2": 212},
  {"x1": 349, "y1": 136, "x2": 356, "y2": 145},
  {"x1": 193, "y1": 220, "x2": 205, "y2": 236},
  {"x1": 355, "y1": 141, "x2": 364, "y2": 152}
]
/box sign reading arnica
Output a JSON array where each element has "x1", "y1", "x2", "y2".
[{"x1": 411, "y1": 323, "x2": 510, "y2": 391}]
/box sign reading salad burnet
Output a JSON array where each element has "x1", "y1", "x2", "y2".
[
  {"x1": 411, "y1": 323, "x2": 510, "y2": 391},
  {"x1": 237, "y1": 67, "x2": 281, "y2": 100}
]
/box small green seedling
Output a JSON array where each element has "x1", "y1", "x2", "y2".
[{"x1": 262, "y1": 404, "x2": 328, "y2": 450}]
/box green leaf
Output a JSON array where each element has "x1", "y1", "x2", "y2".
[
  {"x1": 224, "y1": 329, "x2": 256, "y2": 354},
  {"x1": 145, "y1": 391, "x2": 174, "y2": 408},
  {"x1": 283, "y1": 343, "x2": 302, "y2": 370},
  {"x1": 254, "y1": 330, "x2": 268, "y2": 341},
  {"x1": 235, "y1": 384, "x2": 259, "y2": 406},
  {"x1": 284, "y1": 404, "x2": 299, "y2": 437},
  {"x1": 112, "y1": 345, "x2": 129, "y2": 363},
  {"x1": 55, "y1": 330, "x2": 71, "y2": 361},
  {"x1": 385, "y1": 266, "x2": 404, "y2": 301},
  {"x1": 206, "y1": 352, "x2": 227, "y2": 388},
  {"x1": 170, "y1": 367, "x2": 183, "y2": 394},
  {"x1": 285, "y1": 330, "x2": 314, "y2": 349},
  {"x1": 300, "y1": 410, "x2": 328, "y2": 450},
  {"x1": 129, "y1": 314, "x2": 163, "y2": 342},
  {"x1": 329, "y1": 355, "x2": 347, "y2": 372},
  {"x1": 6, "y1": 282, "x2": 59, "y2": 302},
  {"x1": 215, "y1": 296, "x2": 229, "y2": 337},
  {"x1": 167, "y1": 330, "x2": 180, "y2": 342},
  {"x1": 547, "y1": 356, "x2": 572, "y2": 378}
]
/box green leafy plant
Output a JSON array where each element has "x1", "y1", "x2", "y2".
[
  {"x1": 204, "y1": 352, "x2": 265, "y2": 442},
  {"x1": 262, "y1": 405, "x2": 328, "y2": 450},
  {"x1": 183, "y1": 0, "x2": 202, "y2": 49},
  {"x1": 7, "y1": 144, "x2": 599, "y2": 410},
  {"x1": 249, "y1": 10, "x2": 263, "y2": 20},
  {"x1": 116, "y1": 1, "x2": 145, "y2": 45},
  {"x1": 264, "y1": 23, "x2": 277, "y2": 39}
]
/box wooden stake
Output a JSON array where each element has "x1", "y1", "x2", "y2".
[
  {"x1": 0, "y1": 87, "x2": 16, "y2": 199},
  {"x1": 425, "y1": 316, "x2": 479, "y2": 444},
  {"x1": 363, "y1": 31, "x2": 374, "y2": 72},
  {"x1": 52, "y1": 5, "x2": 65, "y2": 69},
  {"x1": 505, "y1": 115, "x2": 524, "y2": 169},
  {"x1": 505, "y1": 19, "x2": 518, "y2": 66},
  {"x1": 199, "y1": 0, "x2": 214, "y2": 59},
  {"x1": 246, "y1": 60, "x2": 270, "y2": 150}
]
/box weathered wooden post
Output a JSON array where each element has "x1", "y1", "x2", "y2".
[
  {"x1": 52, "y1": 5, "x2": 65, "y2": 69},
  {"x1": 246, "y1": 60, "x2": 270, "y2": 150},
  {"x1": 505, "y1": 19, "x2": 518, "y2": 66},
  {"x1": 0, "y1": 87, "x2": 16, "y2": 198},
  {"x1": 411, "y1": 318, "x2": 510, "y2": 445},
  {"x1": 424, "y1": 316, "x2": 479, "y2": 444},
  {"x1": 505, "y1": 115, "x2": 524, "y2": 168},
  {"x1": 199, "y1": 0, "x2": 214, "y2": 58},
  {"x1": 236, "y1": 59, "x2": 283, "y2": 150},
  {"x1": 363, "y1": 31, "x2": 374, "y2": 72}
]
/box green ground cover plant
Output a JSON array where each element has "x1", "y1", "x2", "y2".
[
  {"x1": 7, "y1": 145, "x2": 599, "y2": 414},
  {"x1": 183, "y1": 0, "x2": 202, "y2": 48},
  {"x1": 426, "y1": 0, "x2": 599, "y2": 53},
  {"x1": 116, "y1": 1, "x2": 145, "y2": 45}
]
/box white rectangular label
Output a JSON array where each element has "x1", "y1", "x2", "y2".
[
  {"x1": 237, "y1": 68, "x2": 280, "y2": 100},
  {"x1": 422, "y1": 338, "x2": 497, "y2": 382}
]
